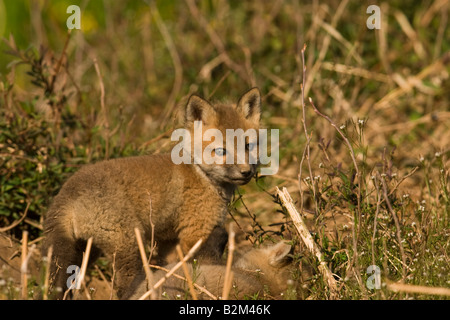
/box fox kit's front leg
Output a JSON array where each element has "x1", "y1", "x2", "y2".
[
  {"x1": 199, "y1": 225, "x2": 228, "y2": 259},
  {"x1": 192, "y1": 225, "x2": 228, "y2": 262},
  {"x1": 178, "y1": 227, "x2": 227, "y2": 263},
  {"x1": 177, "y1": 209, "x2": 228, "y2": 263}
]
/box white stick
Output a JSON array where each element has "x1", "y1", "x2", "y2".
[{"x1": 276, "y1": 186, "x2": 338, "y2": 299}]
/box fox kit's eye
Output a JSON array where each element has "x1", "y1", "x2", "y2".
[
  {"x1": 246, "y1": 143, "x2": 256, "y2": 151},
  {"x1": 215, "y1": 148, "x2": 226, "y2": 156}
]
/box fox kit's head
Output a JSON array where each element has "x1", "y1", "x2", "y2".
[
  {"x1": 234, "y1": 241, "x2": 293, "y2": 274},
  {"x1": 181, "y1": 88, "x2": 262, "y2": 186},
  {"x1": 234, "y1": 241, "x2": 296, "y2": 294}
]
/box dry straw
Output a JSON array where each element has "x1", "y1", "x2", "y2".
[
  {"x1": 67, "y1": 237, "x2": 93, "y2": 300},
  {"x1": 222, "y1": 224, "x2": 236, "y2": 300},
  {"x1": 276, "y1": 186, "x2": 339, "y2": 300},
  {"x1": 77, "y1": 237, "x2": 93, "y2": 289},
  {"x1": 135, "y1": 228, "x2": 156, "y2": 300},
  {"x1": 138, "y1": 239, "x2": 203, "y2": 300},
  {"x1": 20, "y1": 230, "x2": 28, "y2": 300},
  {"x1": 42, "y1": 245, "x2": 53, "y2": 300},
  {"x1": 20, "y1": 231, "x2": 36, "y2": 300},
  {"x1": 386, "y1": 281, "x2": 450, "y2": 297},
  {"x1": 93, "y1": 58, "x2": 109, "y2": 159},
  {"x1": 175, "y1": 245, "x2": 198, "y2": 300},
  {"x1": 149, "y1": 264, "x2": 217, "y2": 300}
]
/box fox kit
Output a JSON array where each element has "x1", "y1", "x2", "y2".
[
  {"x1": 132, "y1": 241, "x2": 299, "y2": 300},
  {"x1": 42, "y1": 88, "x2": 262, "y2": 299}
]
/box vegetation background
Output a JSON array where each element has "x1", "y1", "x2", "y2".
[{"x1": 0, "y1": 0, "x2": 448, "y2": 300}]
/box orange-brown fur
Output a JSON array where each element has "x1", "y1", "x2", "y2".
[
  {"x1": 42, "y1": 88, "x2": 261, "y2": 299},
  {"x1": 132, "y1": 242, "x2": 299, "y2": 300}
]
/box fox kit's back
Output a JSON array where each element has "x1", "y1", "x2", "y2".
[{"x1": 43, "y1": 88, "x2": 262, "y2": 299}]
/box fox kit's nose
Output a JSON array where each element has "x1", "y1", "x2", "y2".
[{"x1": 240, "y1": 167, "x2": 253, "y2": 178}]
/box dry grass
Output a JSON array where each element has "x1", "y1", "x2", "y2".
[
  {"x1": 276, "y1": 186, "x2": 338, "y2": 299},
  {"x1": 138, "y1": 239, "x2": 203, "y2": 300}
]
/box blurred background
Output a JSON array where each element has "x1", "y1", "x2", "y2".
[{"x1": 0, "y1": 0, "x2": 449, "y2": 299}]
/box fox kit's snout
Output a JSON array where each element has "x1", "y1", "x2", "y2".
[{"x1": 42, "y1": 88, "x2": 262, "y2": 299}]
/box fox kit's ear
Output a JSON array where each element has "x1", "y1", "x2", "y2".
[
  {"x1": 236, "y1": 87, "x2": 261, "y2": 125},
  {"x1": 185, "y1": 95, "x2": 216, "y2": 126},
  {"x1": 268, "y1": 242, "x2": 292, "y2": 267}
]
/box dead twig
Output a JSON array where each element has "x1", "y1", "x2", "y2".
[
  {"x1": 148, "y1": 264, "x2": 217, "y2": 300},
  {"x1": 139, "y1": 128, "x2": 174, "y2": 150},
  {"x1": 298, "y1": 43, "x2": 318, "y2": 216},
  {"x1": 308, "y1": 98, "x2": 360, "y2": 183},
  {"x1": 386, "y1": 281, "x2": 450, "y2": 297},
  {"x1": 94, "y1": 264, "x2": 112, "y2": 292},
  {"x1": 93, "y1": 58, "x2": 109, "y2": 159},
  {"x1": 321, "y1": 62, "x2": 391, "y2": 83},
  {"x1": 21, "y1": 231, "x2": 28, "y2": 300},
  {"x1": 78, "y1": 237, "x2": 93, "y2": 290},
  {"x1": 70, "y1": 237, "x2": 93, "y2": 300},
  {"x1": 276, "y1": 187, "x2": 338, "y2": 300},
  {"x1": 43, "y1": 245, "x2": 53, "y2": 300},
  {"x1": 222, "y1": 224, "x2": 236, "y2": 300},
  {"x1": 135, "y1": 228, "x2": 156, "y2": 300},
  {"x1": 175, "y1": 245, "x2": 198, "y2": 300},
  {"x1": 20, "y1": 237, "x2": 35, "y2": 300},
  {"x1": 0, "y1": 201, "x2": 30, "y2": 232},
  {"x1": 138, "y1": 239, "x2": 203, "y2": 300},
  {"x1": 388, "y1": 166, "x2": 419, "y2": 197}
]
